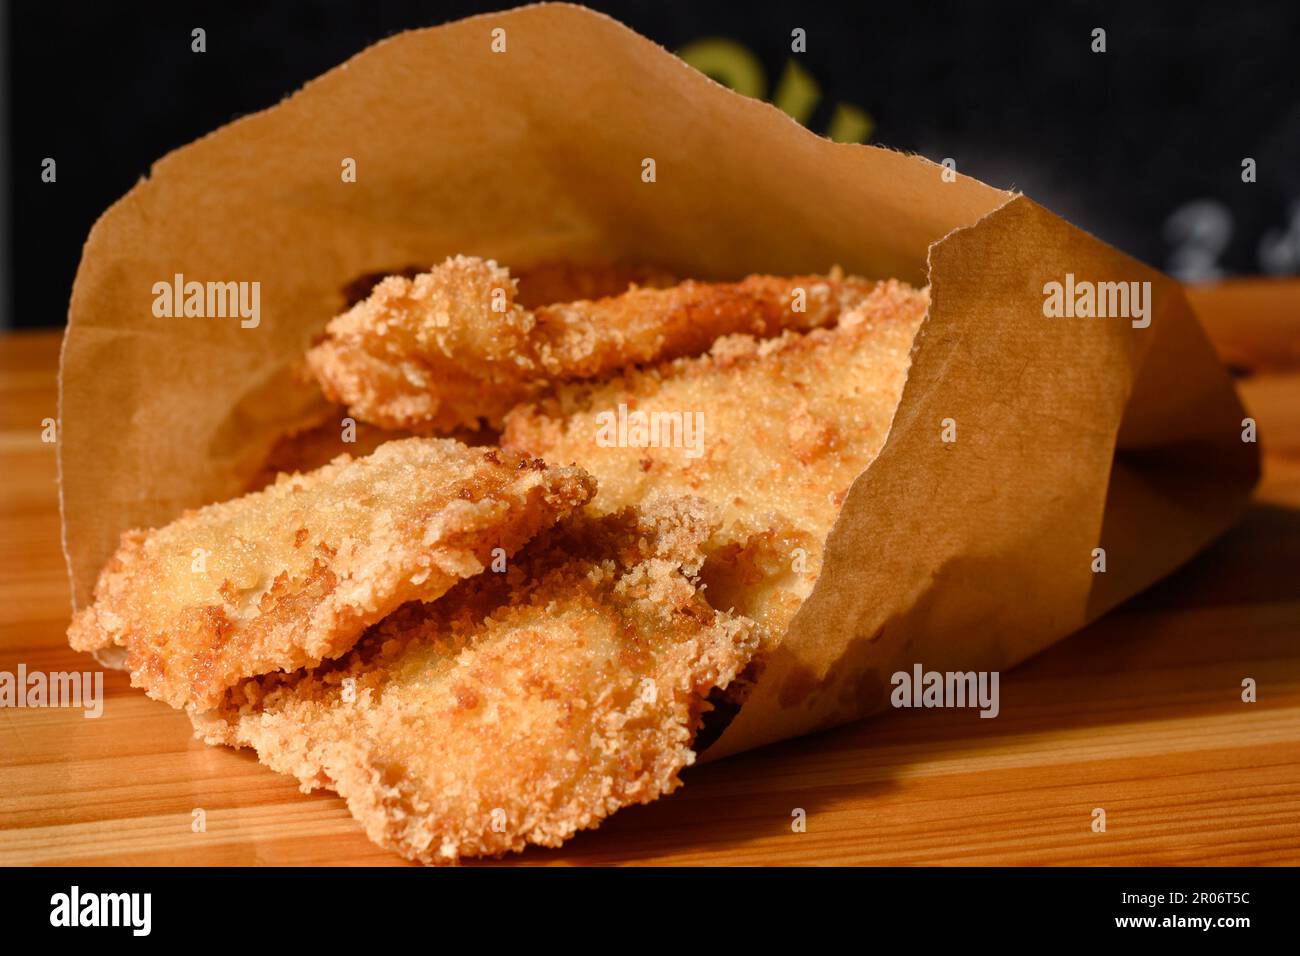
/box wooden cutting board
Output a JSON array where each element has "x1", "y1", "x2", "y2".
[{"x1": 2, "y1": 281, "x2": 1297, "y2": 866}]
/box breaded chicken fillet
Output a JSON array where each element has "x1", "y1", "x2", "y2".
[
  {"x1": 69, "y1": 438, "x2": 594, "y2": 709},
  {"x1": 502, "y1": 281, "x2": 929, "y2": 635},
  {"x1": 193, "y1": 497, "x2": 759, "y2": 864},
  {"x1": 306, "y1": 255, "x2": 879, "y2": 432}
]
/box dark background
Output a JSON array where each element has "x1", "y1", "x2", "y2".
[{"x1": 4, "y1": 0, "x2": 1298, "y2": 329}]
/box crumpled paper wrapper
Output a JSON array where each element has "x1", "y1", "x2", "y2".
[{"x1": 59, "y1": 3, "x2": 1258, "y2": 759}]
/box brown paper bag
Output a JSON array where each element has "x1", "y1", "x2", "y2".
[{"x1": 59, "y1": 3, "x2": 1257, "y2": 759}]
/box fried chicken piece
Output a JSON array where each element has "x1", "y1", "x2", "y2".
[
  {"x1": 338, "y1": 260, "x2": 674, "y2": 311},
  {"x1": 305, "y1": 255, "x2": 879, "y2": 432},
  {"x1": 193, "y1": 497, "x2": 759, "y2": 864},
  {"x1": 68, "y1": 438, "x2": 595, "y2": 710},
  {"x1": 502, "y1": 280, "x2": 929, "y2": 635},
  {"x1": 307, "y1": 258, "x2": 533, "y2": 434}
]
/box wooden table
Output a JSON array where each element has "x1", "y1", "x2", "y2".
[{"x1": 3, "y1": 282, "x2": 1297, "y2": 866}]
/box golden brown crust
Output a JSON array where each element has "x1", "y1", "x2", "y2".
[
  {"x1": 69, "y1": 438, "x2": 594, "y2": 709},
  {"x1": 501, "y1": 280, "x2": 929, "y2": 636},
  {"x1": 193, "y1": 497, "x2": 759, "y2": 864},
  {"x1": 528, "y1": 268, "x2": 877, "y2": 380},
  {"x1": 307, "y1": 257, "x2": 542, "y2": 432},
  {"x1": 305, "y1": 256, "x2": 879, "y2": 432}
]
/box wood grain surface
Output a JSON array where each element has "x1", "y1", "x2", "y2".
[{"x1": 2, "y1": 281, "x2": 1297, "y2": 866}]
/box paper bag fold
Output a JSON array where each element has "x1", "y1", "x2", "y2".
[{"x1": 709, "y1": 195, "x2": 1257, "y2": 757}]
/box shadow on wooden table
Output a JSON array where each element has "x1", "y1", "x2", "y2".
[{"x1": 1128, "y1": 504, "x2": 1300, "y2": 611}]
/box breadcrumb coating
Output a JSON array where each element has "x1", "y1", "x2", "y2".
[
  {"x1": 337, "y1": 260, "x2": 673, "y2": 312},
  {"x1": 193, "y1": 497, "x2": 759, "y2": 864},
  {"x1": 307, "y1": 257, "x2": 539, "y2": 433},
  {"x1": 69, "y1": 438, "x2": 594, "y2": 709},
  {"x1": 306, "y1": 255, "x2": 879, "y2": 432},
  {"x1": 502, "y1": 280, "x2": 929, "y2": 635}
]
